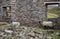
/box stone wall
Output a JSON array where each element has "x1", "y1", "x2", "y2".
[
  {"x1": 15, "y1": 0, "x2": 46, "y2": 26},
  {"x1": 1, "y1": 0, "x2": 60, "y2": 27}
]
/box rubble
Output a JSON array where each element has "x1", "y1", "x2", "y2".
[{"x1": 0, "y1": 25, "x2": 55, "y2": 39}]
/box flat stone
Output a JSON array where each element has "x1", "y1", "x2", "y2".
[{"x1": 28, "y1": 32, "x2": 35, "y2": 37}]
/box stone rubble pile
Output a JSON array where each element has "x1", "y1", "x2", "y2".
[{"x1": 0, "y1": 26, "x2": 53, "y2": 39}]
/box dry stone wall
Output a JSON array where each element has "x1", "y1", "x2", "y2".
[
  {"x1": 15, "y1": 0, "x2": 46, "y2": 26},
  {"x1": 0, "y1": 0, "x2": 47, "y2": 26}
]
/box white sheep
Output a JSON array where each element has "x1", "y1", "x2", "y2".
[
  {"x1": 42, "y1": 21, "x2": 53, "y2": 27},
  {"x1": 11, "y1": 22, "x2": 20, "y2": 28}
]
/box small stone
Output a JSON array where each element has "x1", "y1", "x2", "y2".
[{"x1": 28, "y1": 32, "x2": 35, "y2": 38}]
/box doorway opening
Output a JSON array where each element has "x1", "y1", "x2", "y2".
[
  {"x1": 3, "y1": 6, "x2": 12, "y2": 22},
  {"x1": 46, "y1": 3, "x2": 59, "y2": 19},
  {"x1": 3, "y1": 6, "x2": 11, "y2": 18}
]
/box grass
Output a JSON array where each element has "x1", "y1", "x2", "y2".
[
  {"x1": 35, "y1": 27, "x2": 44, "y2": 31},
  {"x1": 0, "y1": 22, "x2": 10, "y2": 30},
  {"x1": 0, "y1": 22, "x2": 10, "y2": 26},
  {"x1": 47, "y1": 13, "x2": 58, "y2": 18},
  {"x1": 47, "y1": 7, "x2": 58, "y2": 18},
  {"x1": 56, "y1": 36, "x2": 60, "y2": 39}
]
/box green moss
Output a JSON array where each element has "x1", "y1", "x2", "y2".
[{"x1": 35, "y1": 27, "x2": 44, "y2": 31}]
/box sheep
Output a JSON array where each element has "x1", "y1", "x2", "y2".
[
  {"x1": 42, "y1": 21, "x2": 54, "y2": 29},
  {"x1": 11, "y1": 22, "x2": 20, "y2": 28}
]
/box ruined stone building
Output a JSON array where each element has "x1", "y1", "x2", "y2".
[{"x1": 0, "y1": 0, "x2": 60, "y2": 28}]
